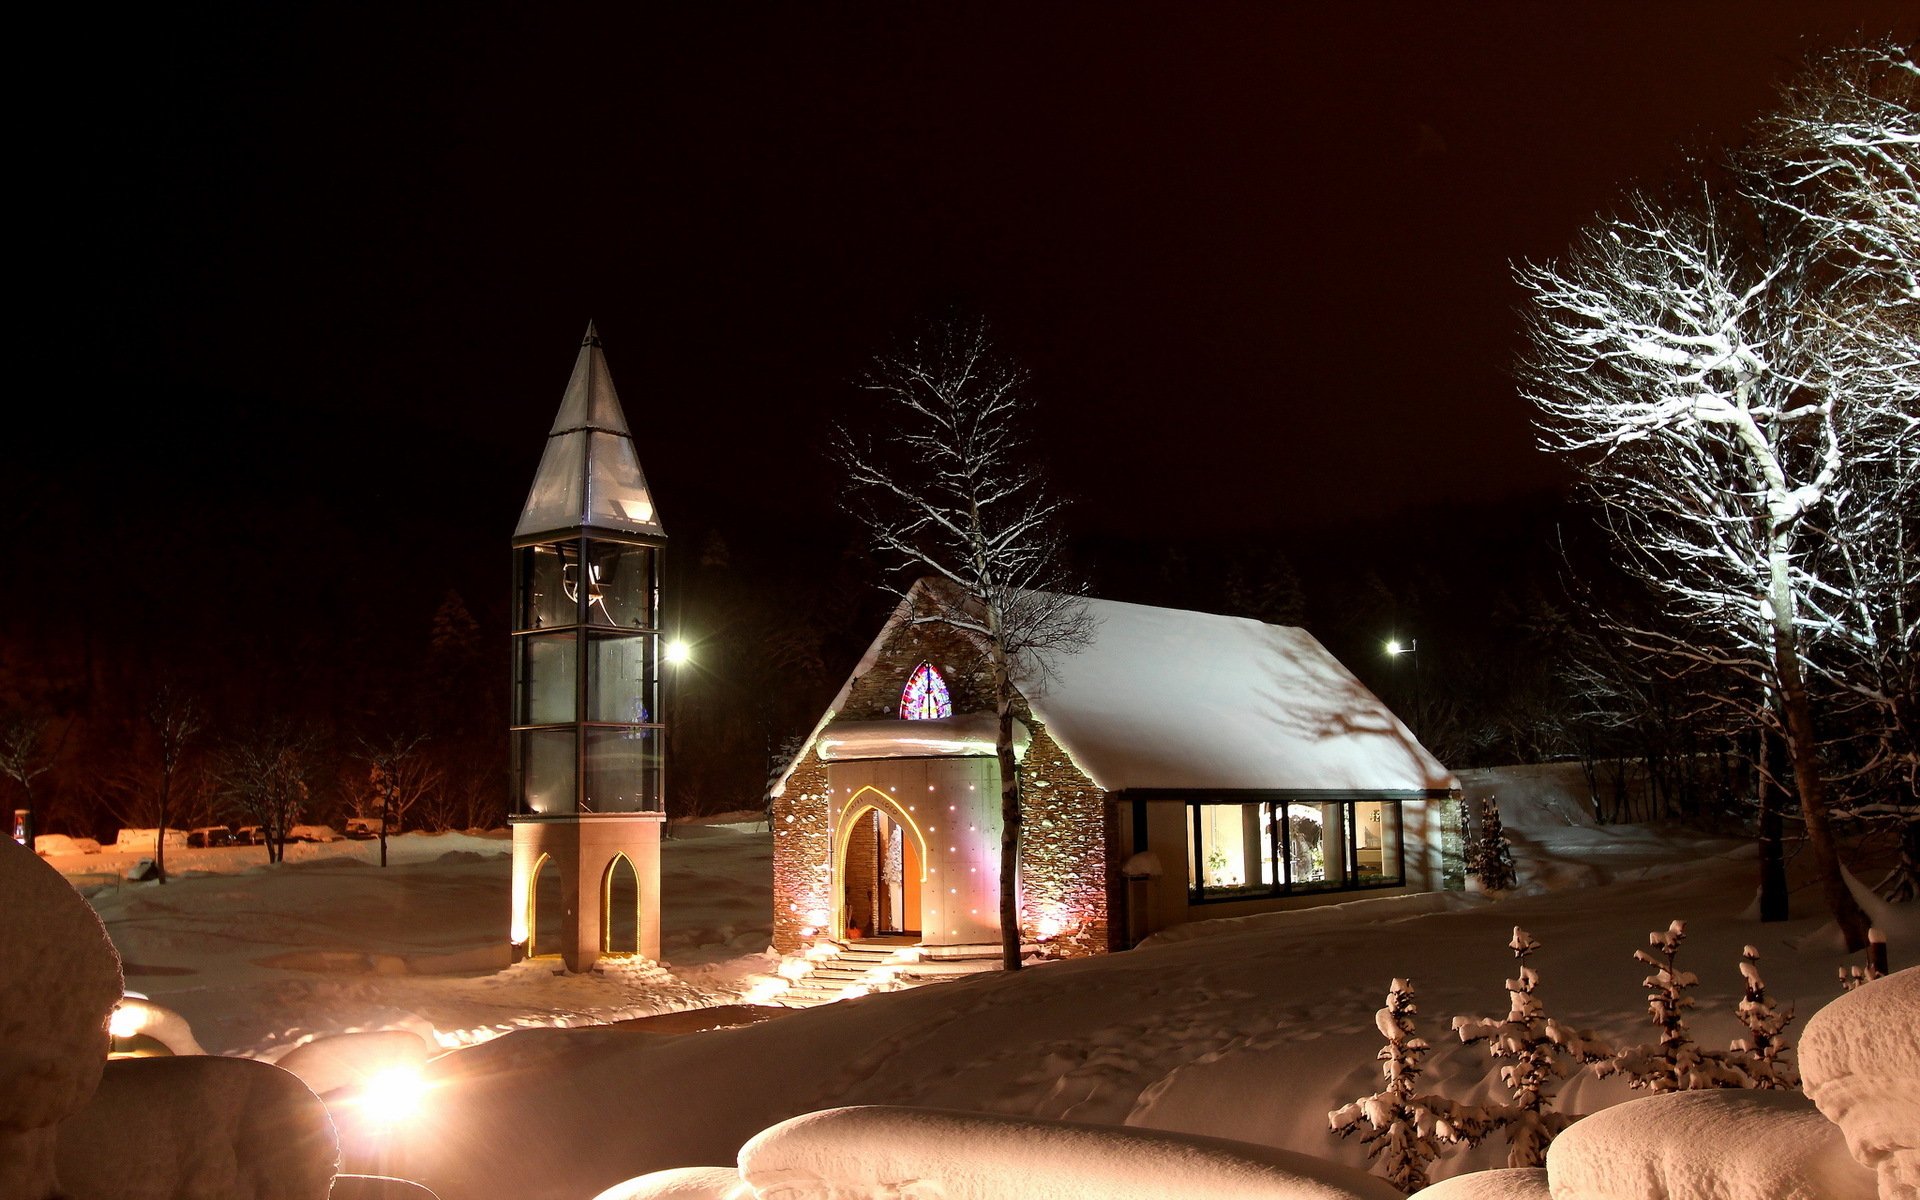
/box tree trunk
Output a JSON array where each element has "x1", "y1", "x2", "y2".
[
  {"x1": 1772, "y1": 585, "x2": 1869, "y2": 950},
  {"x1": 996, "y1": 691, "x2": 1023, "y2": 972},
  {"x1": 1758, "y1": 722, "x2": 1788, "y2": 922},
  {"x1": 155, "y1": 777, "x2": 170, "y2": 885}
]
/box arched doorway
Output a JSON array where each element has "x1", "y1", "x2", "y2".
[
  {"x1": 835, "y1": 788, "x2": 925, "y2": 941},
  {"x1": 529, "y1": 853, "x2": 563, "y2": 959},
  {"x1": 602, "y1": 853, "x2": 640, "y2": 956}
]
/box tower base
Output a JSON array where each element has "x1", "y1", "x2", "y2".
[{"x1": 509, "y1": 812, "x2": 664, "y2": 972}]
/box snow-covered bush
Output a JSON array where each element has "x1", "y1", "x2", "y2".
[
  {"x1": 1451, "y1": 927, "x2": 1612, "y2": 1166},
  {"x1": 1545, "y1": 1089, "x2": 1875, "y2": 1199},
  {"x1": 1332, "y1": 978, "x2": 1490, "y2": 1193},
  {"x1": 1800, "y1": 966, "x2": 1920, "y2": 1197},
  {"x1": 1596, "y1": 920, "x2": 1748, "y2": 1091},
  {"x1": 1730, "y1": 945, "x2": 1797, "y2": 1088},
  {"x1": 0, "y1": 835, "x2": 123, "y2": 1199},
  {"x1": 1465, "y1": 799, "x2": 1516, "y2": 892}
]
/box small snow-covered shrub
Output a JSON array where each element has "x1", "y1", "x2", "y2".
[
  {"x1": 1596, "y1": 920, "x2": 1748, "y2": 1091},
  {"x1": 1452, "y1": 927, "x2": 1613, "y2": 1167},
  {"x1": 1730, "y1": 944, "x2": 1797, "y2": 1089},
  {"x1": 1332, "y1": 978, "x2": 1490, "y2": 1193}
]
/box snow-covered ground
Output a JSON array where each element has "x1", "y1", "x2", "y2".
[
  {"x1": 55, "y1": 820, "x2": 774, "y2": 1058},
  {"x1": 47, "y1": 783, "x2": 1913, "y2": 1200}
]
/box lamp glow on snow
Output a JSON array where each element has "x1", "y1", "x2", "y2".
[{"x1": 353, "y1": 1065, "x2": 431, "y2": 1130}]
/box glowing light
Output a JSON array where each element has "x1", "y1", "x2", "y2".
[
  {"x1": 807, "y1": 908, "x2": 829, "y2": 927},
  {"x1": 108, "y1": 1004, "x2": 145, "y2": 1039},
  {"x1": 355, "y1": 1066, "x2": 429, "y2": 1128},
  {"x1": 665, "y1": 639, "x2": 691, "y2": 665},
  {"x1": 1386, "y1": 638, "x2": 1417, "y2": 656}
]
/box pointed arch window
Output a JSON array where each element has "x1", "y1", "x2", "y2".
[{"x1": 899, "y1": 662, "x2": 952, "y2": 721}]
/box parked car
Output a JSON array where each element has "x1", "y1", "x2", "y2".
[
  {"x1": 232, "y1": 825, "x2": 266, "y2": 845},
  {"x1": 186, "y1": 826, "x2": 232, "y2": 849},
  {"x1": 344, "y1": 817, "x2": 391, "y2": 840}
]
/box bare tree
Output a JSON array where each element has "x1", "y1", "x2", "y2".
[
  {"x1": 145, "y1": 687, "x2": 205, "y2": 883},
  {"x1": 0, "y1": 713, "x2": 52, "y2": 845},
  {"x1": 835, "y1": 318, "x2": 1092, "y2": 970},
  {"x1": 1518, "y1": 46, "x2": 1917, "y2": 947},
  {"x1": 215, "y1": 723, "x2": 318, "y2": 864},
  {"x1": 355, "y1": 733, "x2": 442, "y2": 866}
]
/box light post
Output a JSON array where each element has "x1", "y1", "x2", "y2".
[{"x1": 1386, "y1": 637, "x2": 1421, "y2": 734}]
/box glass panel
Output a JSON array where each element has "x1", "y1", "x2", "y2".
[
  {"x1": 1354, "y1": 801, "x2": 1403, "y2": 886},
  {"x1": 1286, "y1": 802, "x2": 1332, "y2": 888},
  {"x1": 585, "y1": 541, "x2": 655, "y2": 628},
  {"x1": 518, "y1": 729, "x2": 576, "y2": 814},
  {"x1": 518, "y1": 542, "x2": 579, "y2": 631},
  {"x1": 584, "y1": 727, "x2": 661, "y2": 813},
  {"x1": 517, "y1": 633, "x2": 577, "y2": 725},
  {"x1": 588, "y1": 633, "x2": 656, "y2": 724}
]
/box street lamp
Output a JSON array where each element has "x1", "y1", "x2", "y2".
[{"x1": 664, "y1": 638, "x2": 691, "y2": 666}]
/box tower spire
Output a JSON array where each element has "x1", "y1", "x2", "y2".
[{"x1": 514, "y1": 324, "x2": 664, "y2": 539}]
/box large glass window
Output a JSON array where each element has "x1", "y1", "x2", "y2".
[
  {"x1": 587, "y1": 632, "x2": 656, "y2": 724},
  {"x1": 585, "y1": 542, "x2": 655, "y2": 628},
  {"x1": 517, "y1": 542, "x2": 580, "y2": 631},
  {"x1": 517, "y1": 729, "x2": 576, "y2": 814},
  {"x1": 584, "y1": 727, "x2": 662, "y2": 813},
  {"x1": 517, "y1": 634, "x2": 577, "y2": 725},
  {"x1": 1186, "y1": 797, "x2": 1403, "y2": 903}
]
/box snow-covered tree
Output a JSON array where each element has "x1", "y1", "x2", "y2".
[
  {"x1": 1599, "y1": 920, "x2": 1750, "y2": 1091},
  {"x1": 1731, "y1": 944, "x2": 1798, "y2": 1088},
  {"x1": 0, "y1": 712, "x2": 53, "y2": 845},
  {"x1": 215, "y1": 722, "x2": 318, "y2": 864},
  {"x1": 1332, "y1": 977, "x2": 1489, "y2": 1193},
  {"x1": 1516, "y1": 43, "x2": 1920, "y2": 944},
  {"x1": 1465, "y1": 797, "x2": 1517, "y2": 891},
  {"x1": 1452, "y1": 926, "x2": 1614, "y2": 1167},
  {"x1": 835, "y1": 318, "x2": 1093, "y2": 970},
  {"x1": 355, "y1": 733, "x2": 441, "y2": 867}
]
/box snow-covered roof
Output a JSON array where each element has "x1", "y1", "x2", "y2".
[
  {"x1": 818, "y1": 715, "x2": 1032, "y2": 763},
  {"x1": 515, "y1": 323, "x2": 666, "y2": 541},
  {"x1": 1024, "y1": 596, "x2": 1456, "y2": 793},
  {"x1": 772, "y1": 587, "x2": 1456, "y2": 797}
]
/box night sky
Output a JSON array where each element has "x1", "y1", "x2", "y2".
[{"x1": 25, "y1": 4, "x2": 1915, "y2": 581}]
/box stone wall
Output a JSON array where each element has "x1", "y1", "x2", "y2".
[
  {"x1": 770, "y1": 750, "x2": 831, "y2": 953},
  {"x1": 770, "y1": 615, "x2": 1117, "y2": 958},
  {"x1": 1015, "y1": 725, "x2": 1113, "y2": 957}
]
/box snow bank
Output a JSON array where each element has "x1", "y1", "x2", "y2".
[
  {"x1": 55, "y1": 1055, "x2": 339, "y2": 1200},
  {"x1": 736, "y1": 1106, "x2": 1403, "y2": 1200},
  {"x1": 1408, "y1": 1168, "x2": 1550, "y2": 1199},
  {"x1": 34, "y1": 833, "x2": 101, "y2": 855},
  {"x1": 1544, "y1": 1089, "x2": 1874, "y2": 1199},
  {"x1": 591, "y1": 1166, "x2": 753, "y2": 1200},
  {"x1": 112, "y1": 994, "x2": 208, "y2": 1055},
  {"x1": 0, "y1": 836, "x2": 122, "y2": 1198},
  {"x1": 329, "y1": 1177, "x2": 442, "y2": 1199},
  {"x1": 1799, "y1": 965, "x2": 1920, "y2": 1196},
  {"x1": 274, "y1": 1029, "x2": 433, "y2": 1098}
]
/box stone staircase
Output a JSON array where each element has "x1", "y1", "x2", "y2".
[{"x1": 777, "y1": 941, "x2": 919, "y2": 1009}]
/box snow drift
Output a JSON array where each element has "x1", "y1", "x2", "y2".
[{"x1": 734, "y1": 1106, "x2": 1403, "y2": 1200}]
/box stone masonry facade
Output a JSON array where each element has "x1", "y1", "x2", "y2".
[{"x1": 770, "y1": 615, "x2": 1115, "y2": 957}]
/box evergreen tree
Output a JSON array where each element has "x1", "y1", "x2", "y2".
[
  {"x1": 1731, "y1": 944, "x2": 1797, "y2": 1088},
  {"x1": 1452, "y1": 927, "x2": 1614, "y2": 1167},
  {"x1": 1332, "y1": 978, "x2": 1490, "y2": 1193},
  {"x1": 1598, "y1": 920, "x2": 1747, "y2": 1090},
  {"x1": 1466, "y1": 797, "x2": 1517, "y2": 891}
]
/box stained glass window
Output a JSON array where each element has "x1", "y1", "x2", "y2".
[{"x1": 899, "y1": 662, "x2": 952, "y2": 720}]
